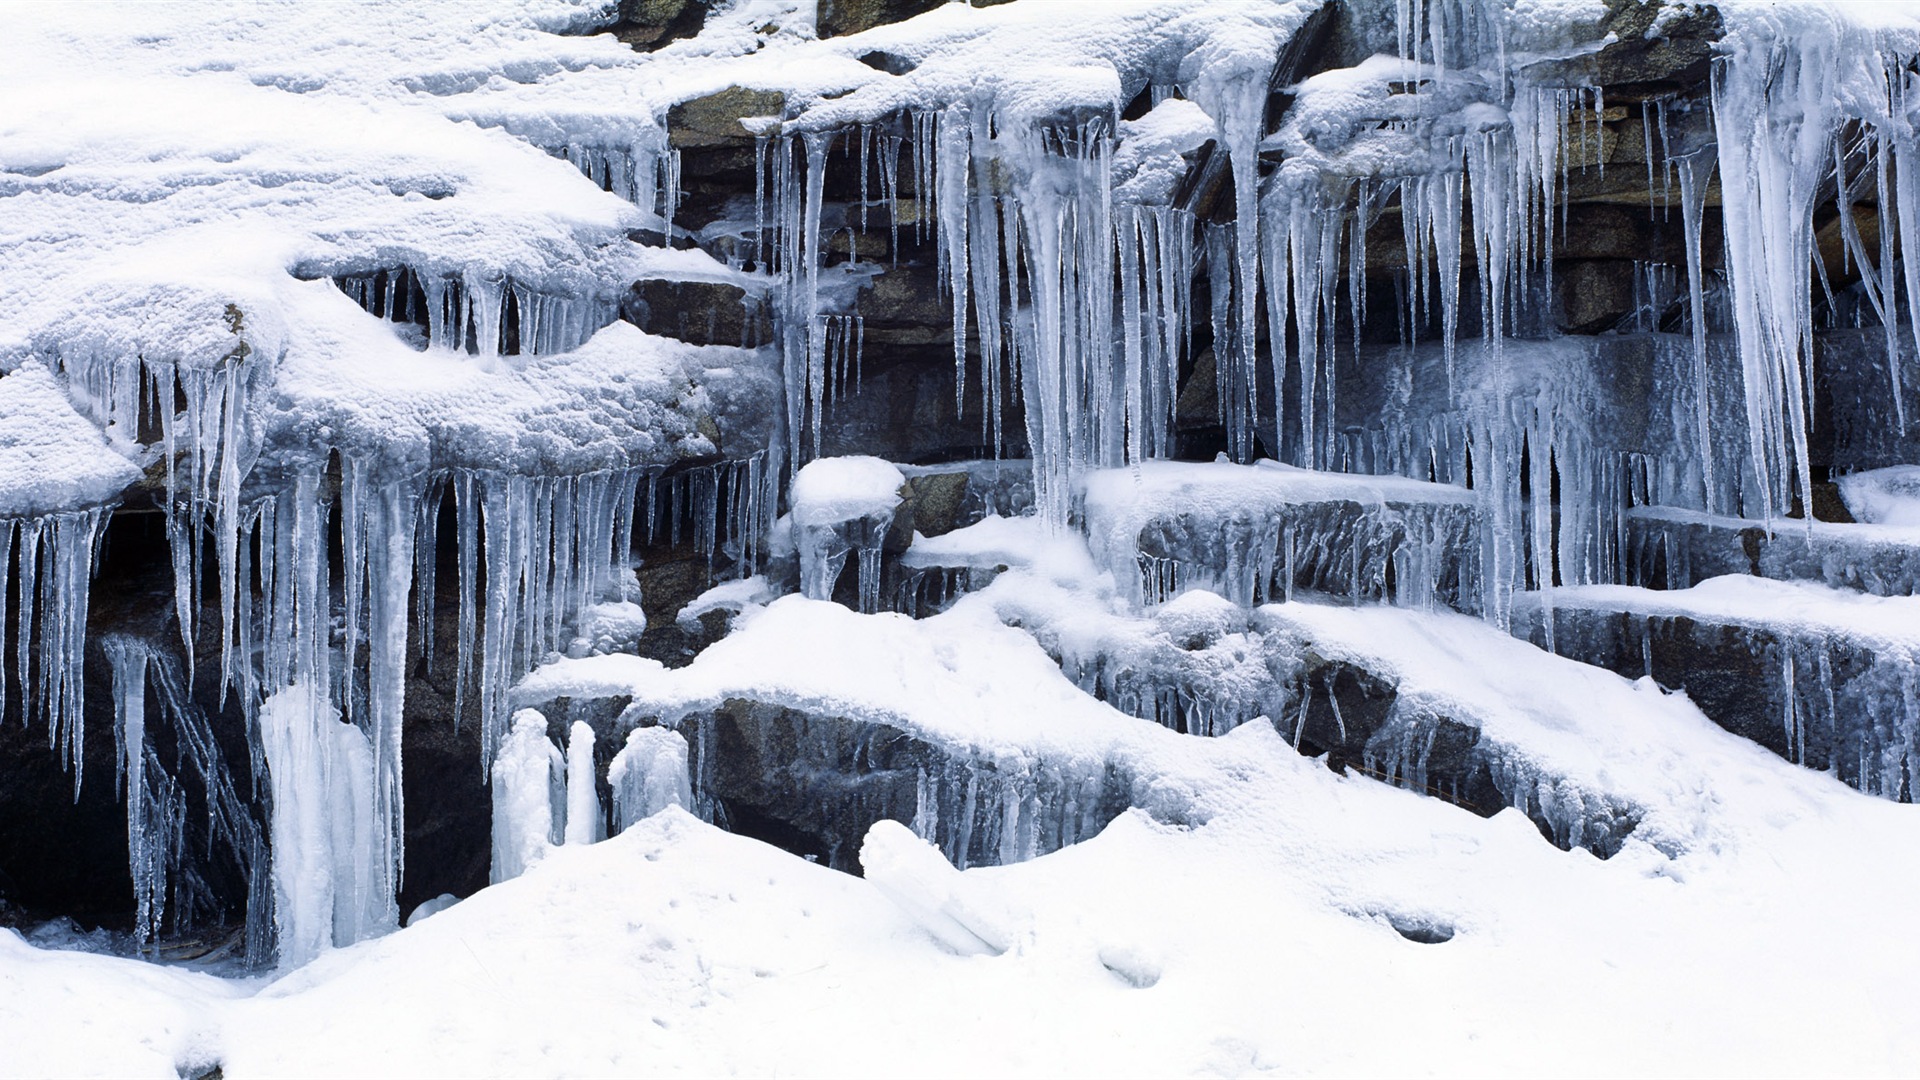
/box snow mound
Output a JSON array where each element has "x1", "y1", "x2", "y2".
[{"x1": 789, "y1": 455, "x2": 906, "y2": 528}]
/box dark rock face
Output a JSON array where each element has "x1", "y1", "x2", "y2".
[
  {"x1": 605, "y1": 0, "x2": 718, "y2": 50},
  {"x1": 668, "y1": 88, "x2": 788, "y2": 149},
  {"x1": 1814, "y1": 330, "x2": 1920, "y2": 473},
  {"x1": 1556, "y1": 259, "x2": 1638, "y2": 334},
  {"x1": 624, "y1": 279, "x2": 770, "y2": 349},
  {"x1": 817, "y1": 0, "x2": 1014, "y2": 39},
  {"x1": 400, "y1": 550, "x2": 490, "y2": 915},
  {"x1": 0, "y1": 695, "x2": 131, "y2": 929},
  {"x1": 1283, "y1": 655, "x2": 1639, "y2": 856},
  {"x1": 1523, "y1": 0, "x2": 1722, "y2": 99}
]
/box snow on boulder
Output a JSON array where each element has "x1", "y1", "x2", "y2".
[
  {"x1": 859, "y1": 820, "x2": 1017, "y2": 956},
  {"x1": 791, "y1": 455, "x2": 907, "y2": 528}
]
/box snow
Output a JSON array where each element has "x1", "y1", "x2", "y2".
[
  {"x1": 607, "y1": 726, "x2": 694, "y2": 832},
  {"x1": 1545, "y1": 575, "x2": 1920, "y2": 655},
  {"x1": 788, "y1": 455, "x2": 905, "y2": 529},
  {"x1": 789, "y1": 455, "x2": 904, "y2": 610},
  {"x1": 1839, "y1": 465, "x2": 1920, "y2": 527},
  {"x1": 1627, "y1": 504, "x2": 1920, "y2": 596},
  {"x1": 674, "y1": 574, "x2": 778, "y2": 629},
  {"x1": 14, "y1": 605, "x2": 1920, "y2": 1075},
  {"x1": 490, "y1": 709, "x2": 567, "y2": 884},
  {"x1": 0, "y1": 363, "x2": 140, "y2": 517},
  {"x1": 1081, "y1": 459, "x2": 1480, "y2": 608}
]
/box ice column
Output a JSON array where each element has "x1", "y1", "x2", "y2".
[
  {"x1": 258, "y1": 682, "x2": 382, "y2": 968},
  {"x1": 564, "y1": 721, "x2": 604, "y2": 845},
  {"x1": 608, "y1": 726, "x2": 693, "y2": 833},
  {"x1": 490, "y1": 709, "x2": 566, "y2": 884}
]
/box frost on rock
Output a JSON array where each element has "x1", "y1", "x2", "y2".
[
  {"x1": 1628, "y1": 506, "x2": 1920, "y2": 598},
  {"x1": 5, "y1": 0, "x2": 1920, "y2": 1021},
  {"x1": 1528, "y1": 577, "x2": 1920, "y2": 802},
  {"x1": 1838, "y1": 466, "x2": 1920, "y2": 528}
]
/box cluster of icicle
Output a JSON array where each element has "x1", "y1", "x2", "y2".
[
  {"x1": 757, "y1": 111, "x2": 1197, "y2": 517},
  {"x1": 1353, "y1": 697, "x2": 1646, "y2": 857},
  {"x1": 741, "y1": 1, "x2": 1920, "y2": 632},
  {"x1": 1125, "y1": 494, "x2": 1481, "y2": 614},
  {"x1": 228, "y1": 454, "x2": 771, "y2": 962},
  {"x1": 333, "y1": 266, "x2": 620, "y2": 360},
  {"x1": 795, "y1": 504, "x2": 894, "y2": 615},
  {"x1": 0, "y1": 510, "x2": 109, "y2": 795},
  {"x1": 103, "y1": 636, "x2": 272, "y2": 960},
  {"x1": 8, "y1": 327, "x2": 775, "y2": 961}
]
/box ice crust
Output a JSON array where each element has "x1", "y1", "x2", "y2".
[{"x1": 1529, "y1": 577, "x2": 1920, "y2": 797}]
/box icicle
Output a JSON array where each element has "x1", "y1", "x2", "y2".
[
  {"x1": 1675, "y1": 151, "x2": 1717, "y2": 512},
  {"x1": 938, "y1": 106, "x2": 972, "y2": 415}
]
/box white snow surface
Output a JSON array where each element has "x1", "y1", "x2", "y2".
[
  {"x1": 1547, "y1": 574, "x2": 1920, "y2": 652},
  {"x1": 13, "y1": 578, "x2": 1920, "y2": 1075},
  {"x1": 11, "y1": 0, "x2": 1920, "y2": 1075}
]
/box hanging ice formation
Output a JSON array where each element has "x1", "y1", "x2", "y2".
[
  {"x1": 103, "y1": 636, "x2": 271, "y2": 959},
  {"x1": 331, "y1": 267, "x2": 622, "y2": 359},
  {"x1": 0, "y1": 509, "x2": 110, "y2": 794},
  {"x1": 11, "y1": 0, "x2": 1920, "y2": 974},
  {"x1": 11, "y1": 314, "x2": 772, "y2": 961},
  {"x1": 565, "y1": 721, "x2": 605, "y2": 846},
  {"x1": 759, "y1": 106, "x2": 1200, "y2": 524},
  {"x1": 790, "y1": 455, "x2": 904, "y2": 614}
]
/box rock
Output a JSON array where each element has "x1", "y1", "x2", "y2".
[
  {"x1": 608, "y1": 0, "x2": 717, "y2": 50},
  {"x1": 883, "y1": 470, "x2": 968, "y2": 553},
  {"x1": 1520, "y1": 0, "x2": 1721, "y2": 99},
  {"x1": 1555, "y1": 259, "x2": 1637, "y2": 334},
  {"x1": 624, "y1": 278, "x2": 770, "y2": 348},
  {"x1": 668, "y1": 87, "x2": 787, "y2": 149},
  {"x1": 818, "y1": 0, "x2": 1013, "y2": 39}
]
